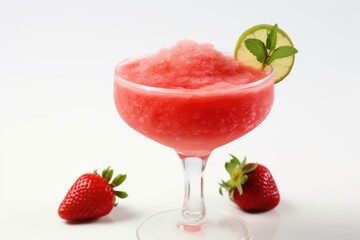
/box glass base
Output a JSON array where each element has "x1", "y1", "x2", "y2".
[{"x1": 136, "y1": 209, "x2": 251, "y2": 240}]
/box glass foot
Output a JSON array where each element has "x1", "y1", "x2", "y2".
[{"x1": 136, "y1": 209, "x2": 251, "y2": 240}]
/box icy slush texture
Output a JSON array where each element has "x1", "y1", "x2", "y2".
[
  {"x1": 117, "y1": 40, "x2": 267, "y2": 90},
  {"x1": 114, "y1": 40, "x2": 274, "y2": 155}
]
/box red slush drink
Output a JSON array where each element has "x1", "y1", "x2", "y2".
[{"x1": 114, "y1": 40, "x2": 274, "y2": 156}]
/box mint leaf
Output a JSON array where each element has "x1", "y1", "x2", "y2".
[
  {"x1": 267, "y1": 46, "x2": 298, "y2": 64},
  {"x1": 266, "y1": 24, "x2": 278, "y2": 51},
  {"x1": 244, "y1": 38, "x2": 267, "y2": 63}
]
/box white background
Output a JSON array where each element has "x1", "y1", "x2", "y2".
[{"x1": 1, "y1": 0, "x2": 360, "y2": 239}]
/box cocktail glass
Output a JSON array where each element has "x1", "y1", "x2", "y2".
[{"x1": 114, "y1": 56, "x2": 274, "y2": 240}]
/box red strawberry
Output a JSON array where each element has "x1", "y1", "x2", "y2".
[
  {"x1": 219, "y1": 155, "x2": 280, "y2": 212},
  {"x1": 58, "y1": 167, "x2": 128, "y2": 221}
]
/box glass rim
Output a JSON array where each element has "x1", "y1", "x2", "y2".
[{"x1": 114, "y1": 54, "x2": 274, "y2": 94}]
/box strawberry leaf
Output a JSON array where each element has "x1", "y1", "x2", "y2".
[
  {"x1": 240, "y1": 175, "x2": 248, "y2": 185},
  {"x1": 229, "y1": 154, "x2": 241, "y2": 165},
  {"x1": 243, "y1": 163, "x2": 258, "y2": 174},
  {"x1": 111, "y1": 174, "x2": 127, "y2": 187},
  {"x1": 102, "y1": 166, "x2": 110, "y2": 178},
  {"x1": 239, "y1": 156, "x2": 247, "y2": 169},
  {"x1": 105, "y1": 169, "x2": 113, "y2": 182},
  {"x1": 236, "y1": 184, "x2": 243, "y2": 195},
  {"x1": 229, "y1": 189, "x2": 235, "y2": 199},
  {"x1": 220, "y1": 180, "x2": 229, "y2": 188},
  {"x1": 115, "y1": 191, "x2": 128, "y2": 199},
  {"x1": 219, "y1": 155, "x2": 258, "y2": 198},
  {"x1": 225, "y1": 162, "x2": 236, "y2": 174}
]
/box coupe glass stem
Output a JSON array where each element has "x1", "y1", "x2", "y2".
[{"x1": 178, "y1": 153, "x2": 210, "y2": 226}]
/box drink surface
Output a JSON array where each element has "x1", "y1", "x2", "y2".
[
  {"x1": 114, "y1": 40, "x2": 274, "y2": 156},
  {"x1": 117, "y1": 40, "x2": 268, "y2": 90}
]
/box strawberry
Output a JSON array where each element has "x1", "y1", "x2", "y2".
[
  {"x1": 219, "y1": 155, "x2": 280, "y2": 212},
  {"x1": 58, "y1": 167, "x2": 128, "y2": 221}
]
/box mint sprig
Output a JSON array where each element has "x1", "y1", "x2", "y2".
[
  {"x1": 244, "y1": 24, "x2": 298, "y2": 70},
  {"x1": 244, "y1": 39, "x2": 267, "y2": 63}
]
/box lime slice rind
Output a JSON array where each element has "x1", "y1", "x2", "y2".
[{"x1": 234, "y1": 24, "x2": 296, "y2": 83}]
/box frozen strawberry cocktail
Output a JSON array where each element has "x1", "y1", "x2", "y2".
[{"x1": 114, "y1": 40, "x2": 274, "y2": 156}]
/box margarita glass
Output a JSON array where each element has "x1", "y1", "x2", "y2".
[{"x1": 114, "y1": 44, "x2": 274, "y2": 240}]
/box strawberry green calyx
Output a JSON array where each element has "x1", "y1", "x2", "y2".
[
  {"x1": 219, "y1": 155, "x2": 257, "y2": 199},
  {"x1": 95, "y1": 166, "x2": 128, "y2": 205}
]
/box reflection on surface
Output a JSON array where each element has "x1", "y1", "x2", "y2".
[{"x1": 242, "y1": 208, "x2": 281, "y2": 240}]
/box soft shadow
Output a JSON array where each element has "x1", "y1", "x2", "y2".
[
  {"x1": 65, "y1": 218, "x2": 99, "y2": 225},
  {"x1": 240, "y1": 199, "x2": 293, "y2": 240},
  {"x1": 243, "y1": 210, "x2": 281, "y2": 240},
  {"x1": 64, "y1": 206, "x2": 139, "y2": 225},
  {"x1": 107, "y1": 205, "x2": 139, "y2": 222},
  {"x1": 275, "y1": 198, "x2": 293, "y2": 213}
]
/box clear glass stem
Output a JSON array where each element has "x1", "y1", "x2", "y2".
[{"x1": 178, "y1": 153, "x2": 209, "y2": 226}]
